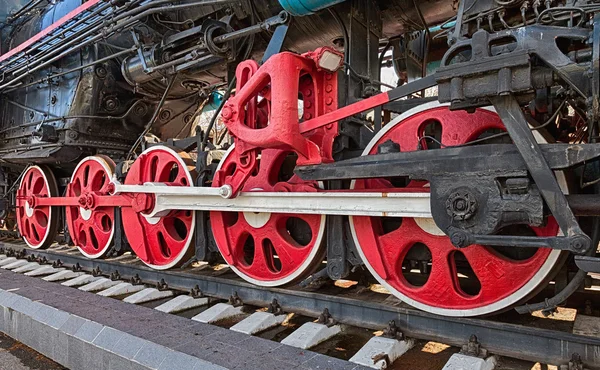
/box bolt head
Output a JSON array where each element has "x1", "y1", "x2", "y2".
[
  {"x1": 222, "y1": 106, "x2": 234, "y2": 120},
  {"x1": 450, "y1": 232, "x2": 468, "y2": 248}
]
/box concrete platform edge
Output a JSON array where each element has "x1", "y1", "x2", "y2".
[{"x1": 0, "y1": 288, "x2": 228, "y2": 370}]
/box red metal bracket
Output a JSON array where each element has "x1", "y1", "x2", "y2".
[{"x1": 218, "y1": 47, "x2": 341, "y2": 195}]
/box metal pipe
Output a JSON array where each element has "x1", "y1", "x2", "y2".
[
  {"x1": 277, "y1": 0, "x2": 347, "y2": 16},
  {"x1": 0, "y1": 0, "x2": 242, "y2": 91},
  {"x1": 6, "y1": 0, "x2": 48, "y2": 22},
  {"x1": 1, "y1": 1, "x2": 114, "y2": 74},
  {"x1": 566, "y1": 194, "x2": 600, "y2": 216},
  {"x1": 5, "y1": 47, "x2": 137, "y2": 93}
]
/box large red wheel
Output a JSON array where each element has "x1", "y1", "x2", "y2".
[
  {"x1": 211, "y1": 146, "x2": 326, "y2": 286},
  {"x1": 350, "y1": 102, "x2": 567, "y2": 316},
  {"x1": 66, "y1": 156, "x2": 116, "y2": 259},
  {"x1": 16, "y1": 166, "x2": 59, "y2": 249},
  {"x1": 122, "y1": 146, "x2": 196, "y2": 269}
]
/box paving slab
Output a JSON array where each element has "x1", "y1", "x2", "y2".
[
  {"x1": 230, "y1": 311, "x2": 286, "y2": 335},
  {"x1": 79, "y1": 278, "x2": 121, "y2": 292},
  {"x1": 281, "y1": 322, "x2": 341, "y2": 349},
  {"x1": 154, "y1": 295, "x2": 209, "y2": 313},
  {"x1": 12, "y1": 262, "x2": 40, "y2": 273},
  {"x1": 350, "y1": 336, "x2": 414, "y2": 369},
  {"x1": 442, "y1": 354, "x2": 497, "y2": 370},
  {"x1": 191, "y1": 303, "x2": 244, "y2": 324},
  {"x1": 25, "y1": 266, "x2": 64, "y2": 277},
  {"x1": 97, "y1": 283, "x2": 145, "y2": 297},
  {"x1": 123, "y1": 288, "x2": 173, "y2": 304},
  {"x1": 0, "y1": 287, "x2": 227, "y2": 370},
  {"x1": 61, "y1": 274, "x2": 100, "y2": 287}
]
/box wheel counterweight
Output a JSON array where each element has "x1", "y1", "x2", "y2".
[
  {"x1": 16, "y1": 166, "x2": 59, "y2": 249},
  {"x1": 350, "y1": 103, "x2": 567, "y2": 317},
  {"x1": 121, "y1": 146, "x2": 196, "y2": 269},
  {"x1": 65, "y1": 156, "x2": 117, "y2": 259}
]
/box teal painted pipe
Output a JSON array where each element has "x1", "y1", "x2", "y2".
[
  {"x1": 429, "y1": 20, "x2": 455, "y2": 33},
  {"x1": 278, "y1": 0, "x2": 347, "y2": 16}
]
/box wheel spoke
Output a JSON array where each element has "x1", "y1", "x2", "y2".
[
  {"x1": 153, "y1": 157, "x2": 176, "y2": 182},
  {"x1": 249, "y1": 239, "x2": 274, "y2": 276},
  {"x1": 268, "y1": 229, "x2": 306, "y2": 271},
  {"x1": 423, "y1": 247, "x2": 467, "y2": 302}
]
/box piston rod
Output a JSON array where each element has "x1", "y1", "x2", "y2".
[{"x1": 110, "y1": 182, "x2": 432, "y2": 218}]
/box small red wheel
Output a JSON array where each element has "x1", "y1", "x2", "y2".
[
  {"x1": 16, "y1": 166, "x2": 59, "y2": 249},
  {"x1": 211, "y1": 146, "x2": 326, "y2": 286},
  {"x1": 122, "y1": 146, "x2": 195, "y2": 269},
  {"x1": 65, "y1": 156, "x2": 116, "y2": 259},
  {"x1": 350, "y1": 102, "x2": 567, "y2": 316}
]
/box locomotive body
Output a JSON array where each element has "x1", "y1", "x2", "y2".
[{"x1": 2, "y1": 0, "x2": 600, "y2": 319}]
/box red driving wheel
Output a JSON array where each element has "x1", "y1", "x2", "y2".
[
  {"x1": 65, "y1": 156, "x2": 116, "y2": 259},
  {"x1": 350, "y1": 103, "x2": 566, "y2": 316},
  {"x1": 16, "y1": 166, "x2": 59, "y2": 249},
  {"x1": 121, "y1": 146, "x2": 196, "y2": 269},
  {"x1": 211, "y1": 147, "x2": 326, "y2": 286}
]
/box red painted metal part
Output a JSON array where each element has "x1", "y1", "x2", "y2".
[
  {"x1": 218, "y1": 47, "x2": 340, "y2": 196},
  {"x1": 28, "y1": 194, "x2": 133, "y2": 208},
  {"x1": 16, "y1": 166, "x2": 58, "y2": 249},
  {"x1": 65, "y1": 156, "x2": 116, "y2": 258},
  {"x1": 121, "y1": 147, "x2": 195, "y2": 268},
  {"x1": 0, "y1": 0, "x2": 102, "y2": 63},
  {"x1": 299, "y1": 92, "x2": 390, "y2": 134},
  {"x1": 352, "y1": 107, "x2": 559, "y2": 310},
  {"x1": 211, "y1": 148, "x2": 325, "y2": 285}
]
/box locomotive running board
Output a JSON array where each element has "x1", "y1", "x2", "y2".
[{"x1": 295, "y1": 143, "x2": 600, "y2": 181}]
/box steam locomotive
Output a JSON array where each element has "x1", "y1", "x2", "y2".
[{"x1": 1, "y1": 0, "x2": 599, "y2": 317}]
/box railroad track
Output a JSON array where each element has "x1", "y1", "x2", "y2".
[{"x1": 0, "y1": 232, "x2": 598, "y2": 369}]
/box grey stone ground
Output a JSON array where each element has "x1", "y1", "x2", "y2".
[{"x1": 0, "y1": 268, "x2": 369, "y2": 370}]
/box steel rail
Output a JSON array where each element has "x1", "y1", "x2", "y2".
[{"x1": 3, "y1": 240, "x2": 600, "y2": 368}]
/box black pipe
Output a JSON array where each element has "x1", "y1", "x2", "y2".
[
  {"x1": 566, "y1": 194, "x2": 600, "y2": 216},
  {"x1": 514, "y1": 216, "x2": 599, "y2": 314},
  {"x1": 1, "y1": 0, "x2": 240, "y2": 90}
]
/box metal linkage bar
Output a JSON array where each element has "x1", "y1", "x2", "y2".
[
  {"x1": 11, "y1": 243, "x2": 600, "y2": 368},
  {"x1": 110, "y1": 182, "x2": 433, "y2": 218},
  {"x1": 28, "y1": 182, "x2": 600, "y2": 219},
  {"x1": 491, "y1": 95, "x2": 592, "y2": 253}
]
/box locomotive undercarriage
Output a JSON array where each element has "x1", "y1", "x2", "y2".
[{"x1": 3, "y1": 0, "x2": 600, "y2": 318}]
